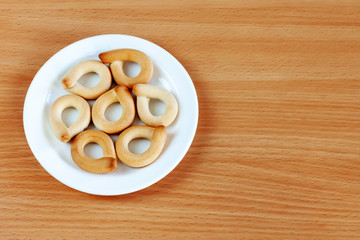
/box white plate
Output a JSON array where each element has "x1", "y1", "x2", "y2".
[{"x1": 23, "y1": 34, "x2": 198, "y2": 195}]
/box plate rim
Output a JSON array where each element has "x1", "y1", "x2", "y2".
[{"x1": 23, "y1": 34, "x2": 198, "y2": 195}]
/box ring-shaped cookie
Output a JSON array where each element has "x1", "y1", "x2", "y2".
[
  {"x1": 132, "y1": 84, "x2": 178, "y2": 127},
  {"x1": 62, "y1": 60, "x2": 112, "y2": 99},
  {"x1": 92, "y1": 85, "x2": 135, "y2": 134},
  {"x1": 99, "y1": 49, "x2": 153, "y2": 88},
  {"x1": 71, "y1": 129, "x2": 117, "y2": 173},
  {"x1": 115, "y1": 125, "x2": 166, "y2": 168},
  {"x1": 49, "y1": 94, "x2": 91, "y2": 143}
]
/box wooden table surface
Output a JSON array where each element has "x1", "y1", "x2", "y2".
[{"x1": 1, "y1": 1, "x2": 360, "y2": 239}]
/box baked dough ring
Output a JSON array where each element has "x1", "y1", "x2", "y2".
[
  {"x1": 99, "y1": 49, "x2": 153, "y2": 88},
  {"x1": 92, "y1": 85, "x2": 135, "y2": 134},
  {"x1": 132, "y1": 84, "x2": 178, "y2": 127},
  {"x1": 49, "y1": 94, "x2": 90, "y2": 143},
  {"x1": 71, "y1": 130, "x2": 117, "y2": 173},
  {"x1": 115, "y1": 125, "x2": 166, "y2": 168},
  {"x1": 62, "y1": 60, "x2": 112, "y2": 99}
]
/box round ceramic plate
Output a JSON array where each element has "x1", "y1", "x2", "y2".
[{"x1": 23, "y1": 34, "x2": 198, "y2": 195}]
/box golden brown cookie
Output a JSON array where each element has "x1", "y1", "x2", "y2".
[
  {"x1": 62, "y1": 60, "x2": 112, "y2": 99},
  {"x1": 49, "y1": 94, "x2": 90, "y2": 142},
  {"x1": 132, "y1": 84, "x2": 178, "y2": 127},
  {"x1": 92, "y1": 85, "x2": 135, "y2": 134},
  {"x1": 71, "y1": 129, "x2": 117, "y2": 173},
  {"x1": 115, "y1": 125, "x2": 166, "y2": 168},
  {"x1": 99, "y1": 49, "x2": 153, "y2": 88}
]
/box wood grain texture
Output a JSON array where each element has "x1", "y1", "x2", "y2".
[{"x1": 0, "y1": 0, "x2": 360, "y2": 239}]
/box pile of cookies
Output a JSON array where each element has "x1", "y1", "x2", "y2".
[{"x1": 49, "y1": 49, "x2": 178, "y2": 173}]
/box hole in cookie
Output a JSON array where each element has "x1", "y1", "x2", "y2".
[
  {"x1": 84, "y1": 142, "x2": 104, "y2": 159},
  {"x1": 123, "y1": 61, "x2": 140, "y2": 78},
  {"x1": 105, "y1": 103, "x2": 123, "y2": 121},
  {"x1": 149, "y1": 99, "x2": 165, "y2": 116},
  {"x1": 62, "y1": 107, "x2": 79, "y2": 127},
  {"x1": 129, "y1": 138, "x2": 151, "y2": 154},
  {"x1": 78, "y1": 72, "x2": 100, "y2": 88}
]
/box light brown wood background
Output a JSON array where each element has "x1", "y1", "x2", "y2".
[{"x1": 1, "y1": 0, "x2": 360, "y2": 239}]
